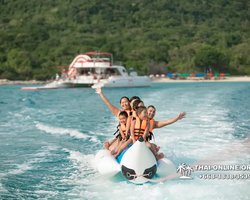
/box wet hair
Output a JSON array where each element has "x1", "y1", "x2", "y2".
[
  {"x1": 119, "y1": 111, "x2": 128, "y2": 118},
  {"x1": 133, "y1": 99, "x2": 144, "y2": 111},
  {"x1": 148, "y1": 105, "x2": 156, "y2": 111},
  {"x1": 120, "y1": 96, "x2": 129, "y2": 104},
  {"x1": 136, "y1": 106, "x2": 147, "y2": 116},
  {"x1": 129, "y1": 96, "x2": 140, "y2": 102}
]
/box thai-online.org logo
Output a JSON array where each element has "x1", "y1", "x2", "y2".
[
  {"x1": 176, "y1": 163, "x2": 250, "y2": 180},
  {"x1": 177, "y1": 163, "x2": 194, "y2": 179}
]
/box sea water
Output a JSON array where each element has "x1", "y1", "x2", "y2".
[{"x1": 0, "y1": 83, "x2": 250, "y2": 200}]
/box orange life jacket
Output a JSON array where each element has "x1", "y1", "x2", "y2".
[
  {"x1": 129, "y1": 110, "x2": 137, "y2": 125},
  {"x1": 133, "y1": 117, "x2": 148, "y2": 141},
  {"x1": 113, "y1": 122, "x2": 128, "y2": 140},
  {"x1": 114, "y1": 110, "x2": 131, "y2": 140},
  {"x1": 125, "y1": 109, "x2": 132, "y2": 117},
  {"x1": 119, "y1": 123, "x2": 127, "y2": 136},
  {"x1": 119, "y1": 109, "x2": 132, "y2": 117}
]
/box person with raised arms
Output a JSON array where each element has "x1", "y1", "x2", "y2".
[
  {"x1": 147, "y1": 105, "x2": 186, "y2": 130},
  {"x1": 113, "y1": 103, "x2": 186, "y2": 160},
  {"x1": 95, "y1": 88, "x2": 132, "y2": 151},
  {"x1": 109, "y1": 97, "x2": 143, "y2": 155},
  {"x1": 95, "y1": 88, "x2": 131, "y2": 118},
  {"x1": 147, "y1": 105, "x2": 186, "y2": 151}
]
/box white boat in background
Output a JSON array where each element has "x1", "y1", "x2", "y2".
[{"x1": 46, "y1": 52, "x2": 151, "y2": 89}]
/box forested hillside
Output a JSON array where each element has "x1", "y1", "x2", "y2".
[{"x1": 0, "y1": 0, "x2": 250, "y2": 80}]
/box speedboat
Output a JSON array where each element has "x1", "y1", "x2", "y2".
[
  {"x1": 46, "y1": 52, "x2": 151, "y2": 89},
  {"x1": 93, "y1": 137, "x2": 176, "y2": 184}
]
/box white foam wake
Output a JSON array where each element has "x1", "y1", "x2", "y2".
[
  {"x1": 35, "y1": 122, "x2": 100, "y2": 143},
  {"x1": 63, "y1": 148, "x2": 96, "y2": 169},
  {"x1": 59, "y1": 148, "x2": 98, "y2": 190},
  {"x1": 0, "y1": 163, "x2": 33, "y2": 177},
  {"x1": 0, "y1": 182, "x2": 8, "y2": 193}
]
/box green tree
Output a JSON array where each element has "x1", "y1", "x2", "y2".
[
  {"x1": 0, "y1": 0, "x2": 250, "y2": 80},
  {"x1": 193, "y1": 46, "x2": 229, "y2": 73},
  {"x1": 6, "y1": 49, "x2": 32, "y2": 80}
]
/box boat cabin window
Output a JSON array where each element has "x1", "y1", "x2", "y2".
[
  {"x1": 77, "y1": 68, "x2": 94, "y2": 75},
  {"x1": 92, "y1": 58, "x2": 110, "y2": 62},
  {"x1": 104, "y1": 68, "x2": 121, "y2": 76},
  {"x1": 75, "y1": 67, "x2": 121, "y2": 79}
]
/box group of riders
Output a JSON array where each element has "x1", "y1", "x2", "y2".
[{"x1": 95, "y1": 88, "x2": 186, "y2": 160}]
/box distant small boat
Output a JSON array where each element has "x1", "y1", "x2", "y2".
[{"x1": 21, "y1": 86, "x2": 58, "y2": 90}]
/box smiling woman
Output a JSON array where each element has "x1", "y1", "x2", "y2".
[
  {"x1": 95, "y1": 87, "x2": 132, "y2": 151},
  {"x1": 95, "y1": 88, "x2": 131, "y2": 117}
]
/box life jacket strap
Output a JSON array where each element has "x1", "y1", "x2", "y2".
[
  {"x1": 113, "y1": 125, "x2": 120, "y2": 136},
  {"x1": 145, "y1": 131, "x2": 155, "y2": 141}
]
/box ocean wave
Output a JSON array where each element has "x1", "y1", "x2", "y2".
[
  {"x1": 0, "y1": 146, "x2": 55, "y2": 178},
  {"x1": 35, "y1": 190, "x2": 59, "y2": 195},
  {"x1": 3, "y1": 163, "x2": 33, "y2": 176},
  {"x1": 35, "y1": 122, "x2": 100, "y2": 143},
  {"x1": 57, "y1": 148, "x2": 98, "y2": 192},
  {"x1": 63, "y1": 148, "x2": 95, "y2": 168},
  {"x1": 0, "y1": 182, "x2": 8, "y2": 193}
]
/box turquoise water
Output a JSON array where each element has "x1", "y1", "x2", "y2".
[{"x1": 0, "y1": 83, "x2": 250, "y2": 199}]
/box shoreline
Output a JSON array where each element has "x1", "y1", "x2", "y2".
[
  {"x1": 0, "y1": 79, "x2": 50, "y2": 85},
  {"x1": 1, "y1": 76, "x2": 250, "y2": 85},
  {"x1": 151, "y1": 76, "x2": 250, "y2": 83}
]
